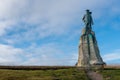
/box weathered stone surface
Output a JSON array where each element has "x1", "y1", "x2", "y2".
[
  {"x1": 76, "y1": 28, "x2": 105, "y2": 67},
  {"x1": 77, "y1": 10, "x2": 105, "y2": 68}
]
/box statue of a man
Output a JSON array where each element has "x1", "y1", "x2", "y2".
[{"x1": 82, "y1": 10, "x2": 94, "y2": 31}]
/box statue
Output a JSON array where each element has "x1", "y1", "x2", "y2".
[
  {"x1": 76, "y1": 10, "x2": 105, "y2": 68},
  {"x1": 82, "y1": 9, "x2": 94, "y2": 32}
]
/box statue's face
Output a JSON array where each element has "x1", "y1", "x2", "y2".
[
  {"x1": 86, "y1": 11, "x2": 89, "y2": 14},
  {"x1": 86, "y1": 10, "x2": 89, "y2": 14}
]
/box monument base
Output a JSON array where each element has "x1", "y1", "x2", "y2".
[{"x1": 76, "y1": 28, "x2": 105, "y2": 68}]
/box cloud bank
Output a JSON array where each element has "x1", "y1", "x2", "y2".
[{"x1": 0, "y1": 0, "x2": 120, "y2": 65}]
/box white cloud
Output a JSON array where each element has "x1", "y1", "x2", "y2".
[
  {"x1": 103, "y1": 49, "x2": 120, "y2": 63},
  {"x1": 0, "y1": 0, "x2": 29, "y2": 19},
  {"x1": 22, "y1": 43, "x2": 77, "y2": 66},
  {"x1": 0, "y1": 43, "x2": 77, "y2": 66},
  {"x1": 1, "y1": 43, "x2": 120, "y2": 66},
  {"x1": 0, "y1": 44, "x2": 23, "y2": 65},
  {"x1": 0, "y1": 0, "x2": 112, "y2": 39},
  {"x1": 0, "y1": 20, "x2": 16, "y2": 36}
]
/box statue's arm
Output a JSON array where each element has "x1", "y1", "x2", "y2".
[
  {"x1": 91, "y1": 16, "x2": 94, "y2": 25},
  {"x1": 82, "y1": 15, "x2": 85, "y2": 22}
]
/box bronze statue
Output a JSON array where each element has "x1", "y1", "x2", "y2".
[
  {"x1": 76, "y1": 10, "x2": 105, "y2": 67},
  {"x1": 82, "y1": 10, "x2": 94, "y2": 32}
]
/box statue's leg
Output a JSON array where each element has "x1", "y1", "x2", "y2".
[
  {"x1": 89, "y1": 24, "x2": 92, "y2": 30},
  {"x1": 88, "y1": 24, "x2": 92, "y2": 31},
  {"x1": 85, "y1": 25, "x2": 88, "y2": 34}
]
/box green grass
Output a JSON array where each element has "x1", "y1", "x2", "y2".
[
  {"x1": 101, "y1": 69, "x2": 120, "y2": 80},
  {"x1": 1, "y1": 67, "x2": 119, "y2": 80},
  {"x1": 0, "y1": 68, "x2": 89, "y2": 80}
]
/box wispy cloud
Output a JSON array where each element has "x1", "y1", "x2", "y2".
[
  {"x1": 103, "y1": 49, "x2": 120, "y2": 64},
  {"x1": 0, "y1": 44, "x2": 23, "y2": 65},
  {"x1": 22, "y1": 43, "x2": 77, "y2": 66},
  {"x1": 0, "y1": 0, "x2": 111, "y2": 38},
  {"x1": 0, "y1": 43, "x2": 77, "y2": 66}
]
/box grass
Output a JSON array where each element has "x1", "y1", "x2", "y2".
[
  {"x1": 0, "y1": 68, "x2": 89, "y2": 80},
  {"x1": 0, "y1": 66, "x2": 120, "y2": 80},
  {"x1": 101, "y1": 68, "x2": 120, "y2": 80}
]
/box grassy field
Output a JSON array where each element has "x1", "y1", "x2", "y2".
[
  {"x1": 0, "y1": 66, "x2": 120, "y2": 80},
  {"x1": 101, "y1": 68, "x2": 120, "y2": 80},
  {"x1": 0, "y1": 68, "x2": 89, "y2": 80}
]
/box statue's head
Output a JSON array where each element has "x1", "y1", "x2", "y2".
[
  {"x1": 86, "y1": 9, "x2": 90, "y2": 14},
  {"x1": 89, "y1": 12, "x2": 92, "y2": 14}
]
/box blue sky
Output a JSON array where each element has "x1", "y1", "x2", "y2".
[{"x1": 0, "y1": 0, "x2": 120, "y2": 66}]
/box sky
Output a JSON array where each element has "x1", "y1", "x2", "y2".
[{"x1": 0, "y1": 0, "x2": 120, "y2": 66}]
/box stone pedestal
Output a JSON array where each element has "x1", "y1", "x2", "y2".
[{"x1": 76, "y1": 28, "x2": 105, "y2": 68}]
